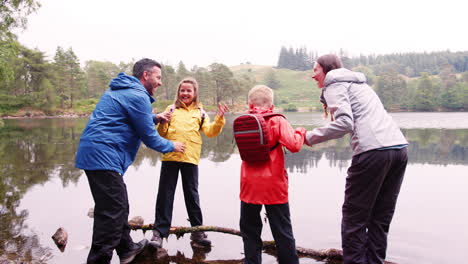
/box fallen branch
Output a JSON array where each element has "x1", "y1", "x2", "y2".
[{"x1": 130, "y1": 224, "x2": 393, "y2": 263}]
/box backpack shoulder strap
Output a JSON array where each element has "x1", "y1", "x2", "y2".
[
  {"x1": 198, "y1": 106, "x2": 206, "y2": 130},
  {"x1": 165, "y1": 104, "x2": 176, "y2": 131},
  {"x1": 262, "y1": 113, "x2": 285, "y2": 151},
  {"x1": 262, "y1": 113, "x2": 286, "y2": 119}
]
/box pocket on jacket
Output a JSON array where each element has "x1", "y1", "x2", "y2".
[{"x1": 189, "y1": 136, "x2": 202, "y2": 145}]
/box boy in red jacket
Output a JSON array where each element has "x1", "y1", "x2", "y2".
[{"x1": 239, "y1": 85, "x2": 306, "y2": 264}]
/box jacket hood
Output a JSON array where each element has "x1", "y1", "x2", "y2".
[
  {"x1": 110, "y1": 72, "x2": 145, "y2": 91},
  {"x1": 324, "y1": 68, "x2": 367, "y2": 87},
  {"x1": 109, "y1": 72, "x2": 155, "y2": 103}
]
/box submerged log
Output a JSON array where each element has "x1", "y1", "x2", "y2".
[{"x1": 128, "y1": 223, "x2": 397, "y2": 263}]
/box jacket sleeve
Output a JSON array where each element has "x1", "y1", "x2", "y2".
[
  {"x1": 201, "y1": 114, "x2": 225, "y2": 138},
  {"x1": 156, "y1": 105, "x2": 171, "y2": 138},
  {"x1": 127, "y1": 96, "x2": 174, "y2": 153},
  {"x1": 305, "y1": 83, "x2": 354, "y2": 146},
  {"x1": 275, "y1": 117, "x2": 305, "y2": 153}
]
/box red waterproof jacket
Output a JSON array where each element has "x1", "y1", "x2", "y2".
[{"x1": 240, "y1": 108, "x2": 306, "y2": 204}]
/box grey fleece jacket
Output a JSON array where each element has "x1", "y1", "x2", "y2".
[{"x1": 305, "y1": 68, "x2": 408, "y2": 156}]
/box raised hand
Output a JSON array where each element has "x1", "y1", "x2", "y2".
[{"x1": 216, "y1": 102, "x2": 229, "y2": 117}]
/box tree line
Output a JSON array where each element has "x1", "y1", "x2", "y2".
[
  {"x1": 0, "y1": 0, "x2": 466, "y2": 114},
  {"x1": 276, "y1": 46, "x2": 467, "y2": 111},
  {"x1": 277, "y1": 46, "x2": 468, "y2": 76},
  {"x1": 0, "y1": 42, "x2": 256, "y2": 114}
]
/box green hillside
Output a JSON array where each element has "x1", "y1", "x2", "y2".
[{"x1": 230, "y1": 64, "x2": 323, "y2": 111}]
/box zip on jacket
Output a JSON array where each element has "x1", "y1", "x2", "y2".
[{"x1": 157, "y1": 102, "x2": 225, "y2": 165}]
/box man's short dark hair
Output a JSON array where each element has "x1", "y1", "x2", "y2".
[{"x1": 132, "y1": 58, "x2": 162, "y2": 79}]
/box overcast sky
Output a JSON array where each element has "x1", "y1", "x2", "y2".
[{"x1": 17, "y1": 0, "x2": 468, "y2": 68}]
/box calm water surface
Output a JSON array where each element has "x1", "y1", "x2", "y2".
[{"x1": 1, "y1": 112, "x2": 467, "y2": 264}]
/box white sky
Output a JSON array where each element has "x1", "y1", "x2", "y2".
[{"x1": 17, "y1": 0, "x2": 468, "y2": 69}]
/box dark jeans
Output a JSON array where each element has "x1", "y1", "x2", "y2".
[
  {"x1": 85, "y1": 170, "x2": 134, "y2": 264},
  {"x1": 342, "y1": 148, "x2": 408, "y2": 264},
  {"x1": 240, "y1": 202, "x2": 299, "y2": 264},
  {"x1": 154, "y1": 161, "x2": 203, "y2": 237}
]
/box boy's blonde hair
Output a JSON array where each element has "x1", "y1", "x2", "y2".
[
  {"x1": 174, "y1": 77, "x2": 200, "y2": 108},
  {"x1": 248, "y1": 85, "x2": 274, "y2": 108}
]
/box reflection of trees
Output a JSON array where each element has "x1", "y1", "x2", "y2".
[
  {"x1": 0, "y1": 118, "x2": 85, "y2": 262},
  {"x1": 1, "y1": 118, "x2": 467, "y2": 262},
  {"x1": 404, "y1": 129, "x2": 468, "y2": 166},
  {"x1": 201, "y1": 121, "x2": 235, "y2": 163},
  {"x1": 285, "y1": 136, "x2": 352, "y2": 173},
  {"x1": 133, "y1": 114, "x2": 237, "y2": 169},
  {"x1": 285, "y1": 129, "x2": 468, "y2": 173}
]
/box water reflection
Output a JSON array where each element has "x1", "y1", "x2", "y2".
[
  {"x1": 0, "y1": 119, "x2": 83, "y2": 263},
  {"x1": 137, "y1": 121, "x2": 468, "y2": 171},
  {"x1": 0, "y1": 114, "x2": 467, "y2": 263}
]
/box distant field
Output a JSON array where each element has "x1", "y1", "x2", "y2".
[{"x1": 231, "y1": 64, "x2": 323, "y2": 110}]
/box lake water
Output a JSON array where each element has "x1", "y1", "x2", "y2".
[{"x1": 1, "y1": 112, "x2": 467, "y2": 264}]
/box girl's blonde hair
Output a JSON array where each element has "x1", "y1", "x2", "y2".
[
  {"x1": 248, "y1": 85, "x2": 274, "y2": 108},
  {"x1": 174, "y1": 77, "x2": 200, "y2": 108}
]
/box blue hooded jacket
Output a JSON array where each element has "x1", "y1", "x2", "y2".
[{"x1": 75, "y1": 73, "x2": 174, "y2": 175}]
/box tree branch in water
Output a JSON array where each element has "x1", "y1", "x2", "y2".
[{"x1": 129, "y1": 224, "x2": 397, "y2": 263}]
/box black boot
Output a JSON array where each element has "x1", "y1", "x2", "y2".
[
  {"x1": 190, "y1": 231, "x2": 211, "y2": 247},
  {"x1": 119, "y1": 239, "x2": 148, "y2": 264}
]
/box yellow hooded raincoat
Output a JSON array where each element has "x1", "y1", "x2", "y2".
[{"x1": 157, "y1": 102, "x2": 225, "y2": 165}]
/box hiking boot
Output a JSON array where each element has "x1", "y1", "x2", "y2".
[
  {"x1": 148, "y1": 230, "x2": 163, "y2": 248},
  {"x1": 120, "y1": 239, "x2": 148, "y2": 264},
  {"x1": 190, "y1": 231, "x2": 211, "y2": 247}
]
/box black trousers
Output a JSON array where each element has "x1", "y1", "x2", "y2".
[
  {"x1": 85, "y1": 170, "x2": 134, "y2": 264},
  {"x1": 154, "y1": 161, "x2": 203, "y2": 237},
  {"x1": 342, "y1": 148, "x2": 408, "y2": 264},
  {"x1": 240, "y1": 202, "x2": 299, "y2": 264}
]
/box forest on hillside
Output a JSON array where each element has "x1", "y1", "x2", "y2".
[
  {"x1": 276, "y1": 47, "x2": 467, "y2": 111},
  {"x1": 1, "y1": 1, "x2": 466, "y2": 115}
]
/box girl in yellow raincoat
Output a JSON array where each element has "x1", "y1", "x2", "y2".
[{"x1": 149, "y1": 77, "x2": 228, "y2": 248}]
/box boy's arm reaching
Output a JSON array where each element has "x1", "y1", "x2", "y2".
[{"x1": 275, "y1": 117, "x2": 306, "y2": 153}]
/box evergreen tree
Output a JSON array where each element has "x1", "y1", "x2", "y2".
[
  {"x1": 160, "y1": 64, "x2": 177, "y2": 101},
  {"x1": 53, "y1": 47, "x2": 84, "y2": 108},
  {"x1": 413, "y1": 73, "x2": 437, "y2": 111},
  {"x1": 176, "y1": 61, "x2": 190, "y2": 80},
  {"x1": 277, "y1": 46, "x2": 288, "y2": 69},
  {"x1": 209, "y1": 63, "x2": 233, "y2": 104},
  {"x1": 376, "y1": 70, "x2": 407, "y2": 110},
  {"x1": 84, "y1": 61, "x2": 119, "y2": 98},
  {"x1": 0, "y1": 0, "x2": 40, "y2": 84},
  {"x1": 440, "y1": 83, "x2": 465, "y2": 110}
]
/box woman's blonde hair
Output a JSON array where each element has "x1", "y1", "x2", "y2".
[
  {"x1": 174, "y1": 77, "x2": 200, "y2": 108},
  {"x1": 248, "y1": 85, "x2": 274, "y2": 108}
]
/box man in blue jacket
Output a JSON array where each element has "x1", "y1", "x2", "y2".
[{"x1": 76, "y1": 58, "x2": 185, "y2": 264}]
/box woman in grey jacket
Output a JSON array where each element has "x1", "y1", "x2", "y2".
[{"x1": 305, "y1": 54, "x2": 408, "y2": 264}]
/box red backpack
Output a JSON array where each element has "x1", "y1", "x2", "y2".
[{"x1": 233, "y1": 113, "x2": 285, "y2": 162}]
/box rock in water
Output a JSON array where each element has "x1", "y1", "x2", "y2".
[
  {"x1": 128, "y1": 216, "x2": 144, "y2": 226},
  {"x1": 87, "y1": 208, "x2": 94, "y2": 218},
  {"x1": 52, "y1": 227, "x2": 68, "y2": 252}
]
